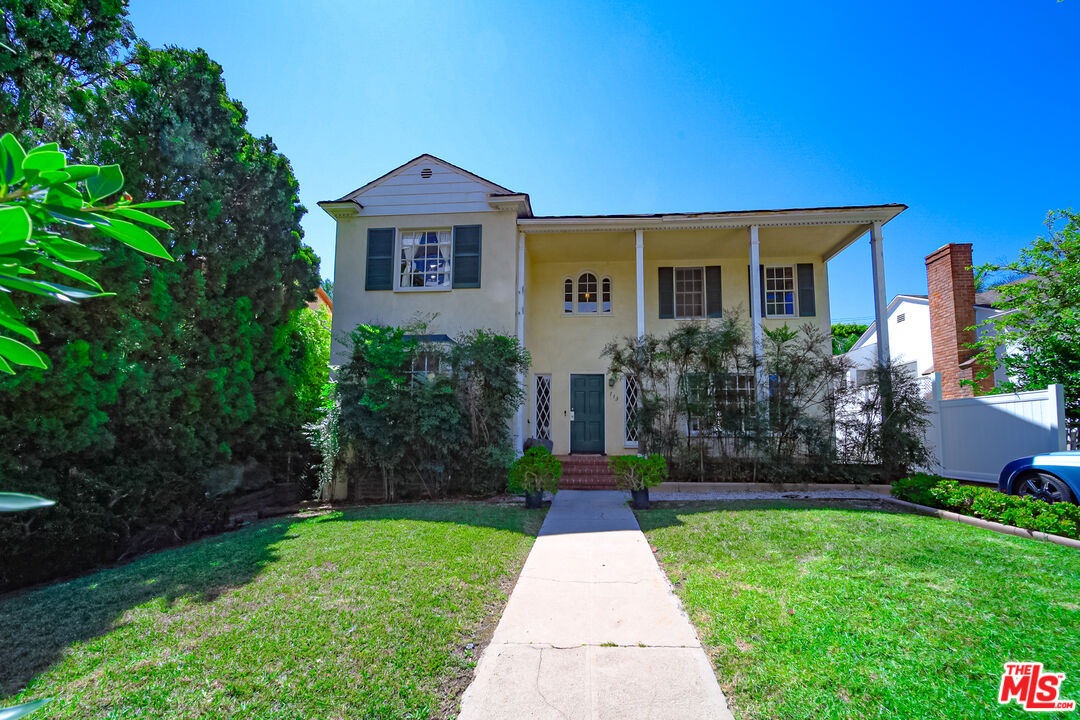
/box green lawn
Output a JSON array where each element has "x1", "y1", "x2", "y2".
[
  {"x1": 1, "y1": 502, "x2": 545, "y2": 720},
  {"x1": 636, "y1": 500, "x2": 1080, "y2": 720}
]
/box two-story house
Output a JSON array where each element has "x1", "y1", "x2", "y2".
[{"x1": 320, "y1": 154, "x2": 905, "y2": 458}]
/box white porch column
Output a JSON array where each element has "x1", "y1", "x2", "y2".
[
  {"x1": 870, "y1": 220, "x2": 890, "y2": 368},
  {"x1": 635, "y1": 229, "x2": 645, "y2": 338},
  {"x1": 515, "y1": 230, "x2": 527, "y2": 452},
  {"x1": 748, "y1": 225, "x2": 766, "y2": 398}
]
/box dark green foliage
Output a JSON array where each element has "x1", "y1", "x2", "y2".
[
  {"x1": 320, "y1": 323, "x2": 530, "y2": 500},
  {"x1": 0, "y1": 37, "x2": 323, "y2": 589},
  {"x1": 604, "y1": 315, "x2": 931, "y2": 483},
  {"x1": 893, "y1": 474, "x2": 1080, "y2": 539},
  {"x1": 507, "y1": 446, "x2": 561, "y2": 495},
  {"x1": 831, "y1": 322, "x2": 868, "y2": 355},
  {"x1": 969, "y1": 210, "x2": 1080, "y2": 427},
  {"x1": 608, "y1": 454, "x2": 667, "y2": 491}
]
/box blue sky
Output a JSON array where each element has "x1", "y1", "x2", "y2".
[{"x1": 129, "y1": 0, "x2": 1079, "y2": 323}]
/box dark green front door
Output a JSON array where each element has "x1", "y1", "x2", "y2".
[{"x1": 570, "y1": 374, "x2": 605, "y2": 454}]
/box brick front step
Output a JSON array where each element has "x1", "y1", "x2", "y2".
[{"x1": 557, "y1": 455, "x2": 618, "y2": 490}]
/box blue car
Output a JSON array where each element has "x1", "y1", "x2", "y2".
[{"x1": 998, "y1": 452, "x2": 1080, "y2": 505}]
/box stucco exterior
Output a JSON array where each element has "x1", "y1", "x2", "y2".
[{"x1": 321, "y1": 154, "x2": 905, "y2": 458}]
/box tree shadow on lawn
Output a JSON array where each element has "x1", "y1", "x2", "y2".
[
  {"x1": 0, "y1": 517, "x2": 298, "y2": 697},
  {"x1": 0, "y1": 500, "x2": 546, "y2": 701}
]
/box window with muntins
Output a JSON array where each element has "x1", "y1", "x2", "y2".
[
  {"x1": 399, "y1": 230, "x2": 451, "y2": 289},
  {"x1": 535, "y1": 375, "x2": 552, "y2": 440},
  {"x1": 765, "y1": 266, "x2": 796, "y2": 317},
  {"x1": 602, "y1": 277, "x2": 612, "y2": 313},
  {"x1": 563, "y1": 279, "x2": 574, "y2": 313},
  {"x1": 675, "y1": 267, "x2": 705, "y2": 318},
  {"x1": 624, "y1": 375, "x2": 640, "y2": 447},
  {"x1": 578, "y1": 273, "x2": 598, "y2": 312}
]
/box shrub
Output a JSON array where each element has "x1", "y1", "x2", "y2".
[
  {"x1": 892, "y1": 474, "x2": 1080, "y2": 540},
  {"x1": 609, "y1": 454, "x2": 668, "y2": 492},
  {"x1": 507, "y1": 447, "x2": 561, "y2": 495}
]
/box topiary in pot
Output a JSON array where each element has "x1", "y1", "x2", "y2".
[
  {"x1": 609, "y1": 454, "x2": 668, "y2": 509},
  {"x1": 508, "y1": 446, "x2": 562, "y2": 508}
]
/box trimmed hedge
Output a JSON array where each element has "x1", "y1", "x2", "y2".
[{"x1": 892, "y1": 473, "x2": 1080, "y2": 540}]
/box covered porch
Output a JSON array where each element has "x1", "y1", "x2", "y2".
[{"x1": 513, "y1": 204, "x2": 907, "y2": 455}]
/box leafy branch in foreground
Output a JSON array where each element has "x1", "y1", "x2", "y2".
[{"x1": 0, "y1": 132, "x2": 180, "y2": 373}]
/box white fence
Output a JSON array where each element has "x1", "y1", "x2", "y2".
[{"x1": 924, "y1": 374, "x2": 1067, "y2": 483}]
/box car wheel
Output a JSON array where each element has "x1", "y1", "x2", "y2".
[{"x1": 1014, "y1": 471, "x2": 1076, "y2": 504}]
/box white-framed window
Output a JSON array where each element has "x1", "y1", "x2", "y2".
[
  {"x1": 564, "y1": 273, "x2": 613, "y2": 315},
  {"x1": 674, "y1": 267, "x2": 705, "y2": 319},
  {"x1": 683, "y1": 371, "x2": 756, "y2": 436},
  {"x1": 398, "y1": 229, "x2": 451, "y2": 290},
  {"x1": 624, "y1": 375, "x2": 640, "y2": 447},
  {"x1": 577, "y1": 272, "x2": 598, "y2": 312},
  {"x1": 409, "y1": 350, "x2": 445, "y2": 381},
  {"x1": 764, "y1": 266, "x2": 796, "y2": 317},
  {"x1": 534, "y1": 374, "x2": 552, "y2": 440}
]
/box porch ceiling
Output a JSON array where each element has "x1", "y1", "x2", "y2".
[{"x1": 519, "y1": 203, "x2": 906, "y2": 262}]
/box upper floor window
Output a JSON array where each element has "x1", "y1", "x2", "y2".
[
  {"x1": 399, "y1": 230, "x2": 451, "y2": 289},
  {"x1": 675, "y1": 267, "x2": 705, "y2": 318},
  {"x1": 564, "y1": 272, "x2": 612, "y2": 315},
  {"x1": 764, "y1": 265, "x2": 796, "y2": 317}
]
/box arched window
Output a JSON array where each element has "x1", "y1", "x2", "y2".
[
  {"x1": 601, "y1": 277, "x2": 612, "y2": 313},
  {"x1": 563, "y1": 278, "x2": 574, "y2": 313},
  {"x1": 577, "y1": 273, "x2": 598, "y2": 312}
]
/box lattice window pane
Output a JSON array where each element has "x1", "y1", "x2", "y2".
[
  {"x1": 535, "y1": 375, "x2": 552, "y2": 440},
  {"x1": 399, "y1": 230, "x2": 451, "y2": 288},
  {"x1": 577, "y1": 273, "x2": 598, "y2": 313},
  {"x1": 563, "y1": 279, "x2": 573, "y2": 313},
  {"x1": 674, "y1": 267, "x2": 704, "y2": 318},
  {"x1": 624, "y1": 375, "x2": 640, "y2": 446},
  {"x1": 765, "y1": 266, "x2": 795, "y2": 316},
  {"x1": 601, "y1": 277, "x2": 612, "y2": 313}
]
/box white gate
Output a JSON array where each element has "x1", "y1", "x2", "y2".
[{"x1": 924, "y1": 374, "x2": 1067, "y2": 483}]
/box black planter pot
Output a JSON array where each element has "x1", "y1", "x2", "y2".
[
  {"x1": 631, "y1": 488, "x2": 650, "y2": 509},
  {"x1": 524, "y1": 490, "x2": 544, "y2": 509}
]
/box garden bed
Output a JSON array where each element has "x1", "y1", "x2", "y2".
[
  {"x1": 637, "y1": 500, "x2": 1080, "y2": 719},
  {"x1": 1, "y1": 502, "x2": 546, "y2": 719}
]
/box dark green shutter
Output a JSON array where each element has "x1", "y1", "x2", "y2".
[
  {"x1": 705, "y1": 265, "x2": 722, "y2": 318},
  {"x1": 797, "y1": 263, "x2": 816, "y2": 317},
  {"x1": 365, "y1": 227, "x2": 394, "y2": 291},
  {"x1": 658, "y1": 267, "x2": 674, "y2": 318},
  {"x1": 452, "y1": 225, "x2": 481, "y2": 288}
]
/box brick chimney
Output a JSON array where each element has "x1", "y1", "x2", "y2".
[{"x1": 925, "y1": 243, "x2": 993, "y2": 399}]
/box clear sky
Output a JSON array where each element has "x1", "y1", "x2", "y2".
[{"x1": 129, "y1": 0, "x2": 1078, "y2": 323}]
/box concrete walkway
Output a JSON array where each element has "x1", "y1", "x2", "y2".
[{"x1": 458, "y1": 491, "x2": 733, "y2": 720}]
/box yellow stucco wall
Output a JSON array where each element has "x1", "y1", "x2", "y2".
[
  {"x1": 330, "y1": 209, "x2": 520, "y2": 363},
  {"x1": 523, "y1": 229, "x2": 832, "y2": 455}
]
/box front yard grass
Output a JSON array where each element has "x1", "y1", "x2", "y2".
[
  {"x1": 637, "y1": 500, "x2": 1080, "y2": 720},
  {"x1": 1, "y1": 502, "x2": 545, "y2": 719}
]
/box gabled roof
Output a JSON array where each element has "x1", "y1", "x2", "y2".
[
  {"x1": 849, "y1": 294, "x2": 929, "y2": 352},
  {"x1": 334, "y1": 153, "x2": 516, "y2": 202}
]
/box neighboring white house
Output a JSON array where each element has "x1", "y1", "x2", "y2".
[{"x1": 844, "y1": 293, "x2": 1008, "y2": 392}]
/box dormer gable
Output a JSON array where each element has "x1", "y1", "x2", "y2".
[{"x1": 319, "y1": 154, "x2": 531, "y2": 219}]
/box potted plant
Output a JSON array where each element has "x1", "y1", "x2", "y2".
[
  {"x1": 508, "y1": 446, "x2": 562, "y2": 508},
  {"x1": 609, "y1": 454, "x2": 668, "y2": 509}
]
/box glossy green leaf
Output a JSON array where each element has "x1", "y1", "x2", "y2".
[
  {"x1": 0, "y1": 335, "x2": 49, "y2": 369},
  {"x1": 38, "y1": 236, "x2": 103, "y2": 262},
  {"x1": 0, "y1": 493, "x2": 55, "y2": 513},
  {"x1": 45, "y1": 183, "x2": 84, "y2": 210},
  {"x1": 32, "y1": 256, "x2": 102, "y2": 291},
  {"x1": 128, "y1": 200, "x2": 184, "y2": 208},
  {"x1": 21, "y1": 150, "x2": 66, "y2": 173},
  {"x1": 0, "y1": 698, "x2": 52, "y2": 718},
  {"x1": 63, "y1": 164, "x2": 100, "y2": 182},
  {"x1": 37, "y1": 170, "x2": 71, "y2": 185},
  {"x1": 27, "y1": 142, "x2": 59, "y2": 155},
  {"x1": 111, "y1": 206, "x2": 173, "y2": 229},
  {"x1": 92, "y1": 217, "x2": 173, "y2": 260},
  {"x1": 0, "y1": 274, "x2": 108, "y2": 301},
  {"x1": 0, "y1": 206, "x2": 32, "y2": 247},
  {"x1": 0, "y1": 354, "x2": 12, "y2": 375},
  {"x1": 84, "y1": 164, "x2": 124, "y2": 202},
  {"x1": 0, "y1": 133, "x2": 26, "y2": 185},
  {"x1": 0, "y1": 312, "x2": 39, "y2": 342}
]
